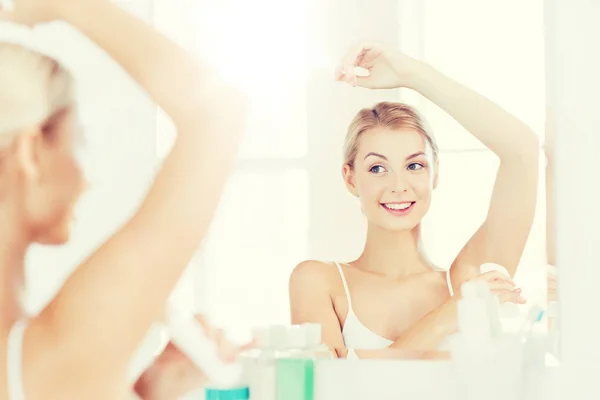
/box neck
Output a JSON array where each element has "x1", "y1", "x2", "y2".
[
  {"x1": 355, "y1": 223, "x2": 430, "y2": 278},
  {"x1": 0, "y1": 207, "x2": 29, "y2": 329}
]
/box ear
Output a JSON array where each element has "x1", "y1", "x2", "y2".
[
  {"x1": 13, "y1": 127, "x2": 43, "y2": 182},
  {"x1": 342, "y1": 163, "x2": 359, "y2": 197}
]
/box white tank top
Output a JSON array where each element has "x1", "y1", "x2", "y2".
[
  {"x1": 334, "y1": 262, "x2": 453, "y2": 358},
  {"x1": 6, "y1": 320, "x2": 27, "y2": 400}
]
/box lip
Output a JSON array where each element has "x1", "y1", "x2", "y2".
[{"x1": 381, "y1": 202, "x2": 415, "y2": 216}]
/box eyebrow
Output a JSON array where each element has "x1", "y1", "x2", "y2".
[
  {"x1": 364, "y1": 152, "x2": 387, "y2": 161},
  {"x1": 364, "y1": 151, "x2": 425, "y2": 161},
  {"x1": 406, "y1": 151, "x2": 426, "y2": 160}
]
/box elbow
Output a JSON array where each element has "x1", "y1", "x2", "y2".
[{"x1": 500, "y1": 129, "x2": 540, "y2": 165}]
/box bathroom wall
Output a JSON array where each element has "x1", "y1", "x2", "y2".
[{"x1": 545, "y1": 0, "x2": 600, "y2": 397}]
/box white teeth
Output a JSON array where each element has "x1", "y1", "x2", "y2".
[{"x1": 384, "y1": 202, "x2": 412, "y2": 210}]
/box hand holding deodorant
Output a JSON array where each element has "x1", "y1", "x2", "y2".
[
  {"x1": 165, "y1": 306, "x2": 249, "y2": 399},
  {"x1": 480, "y1": 262, "x2": 521, "y2": 319}
]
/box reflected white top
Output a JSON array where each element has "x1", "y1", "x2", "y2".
[
  {"x1": 6, "y1": 320, "x2": 27, "y2": 400},
  {"x1": 334, "y1": 262, "x2": 453, "y2": 354}
]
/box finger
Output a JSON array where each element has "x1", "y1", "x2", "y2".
[
  {"x1": 486, "y1": 281, "x2": 521, "y2": 293},
  {"x1": 214, "y1": 330, "x2": 239, "y2": 363},
  {"x1": 334, "y1": 65, "x2": 344, "y2": 81},
  {"x1": 343, "y1": 65, "x2": 356, "y2": 86},
  {"x1": 334, "y1": 65, "x2": 351, "y2": 84},
  {"x1": 193, "y1": 314, "x2": 210, "y2": 333},
  {"x1": 478, "y1": 271, "x2": 516, "y2": 286},
  {"x1": 340, "y1": 44, "x2": 364, "y2": 68},
  {"x1": 239, "y1": 339, "x2": 256, "y2": 352},
  {"x1": 494, "y1": 290, "x2": 526, "y2": 304},
  {"x1": 343, "y1": 42, "x2": 381, "y2": 66},
  {"x1": 336, "y1": 66, "x2": 358, "y2": 87},
  {"x1": 160, "y1": 341, "x2": 187, "y2": 362}
]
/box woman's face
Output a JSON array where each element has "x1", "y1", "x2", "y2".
[
  {"x1": 22, "y1": 108, "x2": 87, "y2": 245},
  {"x1": 343, "y1": 127, "x2": 437, "y2": 232}
]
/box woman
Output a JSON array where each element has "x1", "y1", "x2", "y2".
[
  {"x1": 290, "y1": 43, "x2": 539, "y2": 358},
  {"x1": 0, "y1": 0, "x2": 245, "y2": 399}
]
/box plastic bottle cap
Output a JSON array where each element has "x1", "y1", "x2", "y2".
[
  {"x1": 251, "y1": 326, "x2": 271, "y2": 349},
  {"x1": 268, "y1": 325, "x2": 288, "y2": 350},
  {"x1": 287, "y1": 325, "x2": 308, "y2": 349},
  {"x1": 205, "y1": 386, "x2": 250, "y2": 400},
  {"x1": 303, "y1": 323, "x2": 322, "y2": 347},
  {"x1": 480, "y1": 263, "x2": 510, "y2": 277}
]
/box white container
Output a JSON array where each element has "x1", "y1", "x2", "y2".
[
  {"x1": 242, "y1": 325, "x2": 287, "y2": 400},
  {"x1": 452, "y1": 280, "x2": 524, "y2": 400},
  {"x1": 457, "y1": 280, "x2": 492, "y2": 341},
  {"x1": 480, "y1": 262, "x2": 521, "y2": 322},
  {"x1": 165, "y1": 306, "x2": 245, "y2": 391}
]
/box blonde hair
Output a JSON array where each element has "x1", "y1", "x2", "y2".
[
  {"x1": 343, "y1": 101, "x2": 438, "y2": 167},
  {"x1": 343, "y1": 102, "x2": 437, "y2": 264},
  {"x1": 0, "y1": 42, "x2": 74, "y2": 149}
]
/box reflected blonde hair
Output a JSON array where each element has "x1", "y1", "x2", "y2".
[
  {"x1": 343, "y1": 101, "x2": 438, "y2": 167},
  {"x1": 343, "y1": 102, "x2": 438, "y2": 263},
  {"x1": 0, "y1": 42, "x2": 74, "y2": 150}
]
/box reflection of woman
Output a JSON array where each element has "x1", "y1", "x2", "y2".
[
  {"x1": 0, "y1": 0, "x2": 245, "y2": 398},
  {"x1": 290, "y1": 43, "x2": 539, "y2": 357}
]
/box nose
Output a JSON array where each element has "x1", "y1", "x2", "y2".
[{"x1": 389, "y1": 171, "x2": 409, "y2": 193}]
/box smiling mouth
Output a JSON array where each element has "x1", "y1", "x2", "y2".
[{"x1": 381, "y1": 202, "x2": 415, "y2": 215}]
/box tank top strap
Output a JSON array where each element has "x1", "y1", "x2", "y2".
[
  {"x1": 334, "y1": 262, "x2": 353, "y2": 310},
  {"x1": 446, "y1": 269, "x2": 454, "y2": 297},
  {"x1": 7, "y1": 320, "x2": 27, "y2": 400}
]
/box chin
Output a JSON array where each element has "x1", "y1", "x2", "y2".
[
  {"x1": 37, "y1": 234, "x2": 71, "y2": 246},
  {"x1": 36, "y1": 222, "x2": 73, "y2": 245},
  {"x1": 382, "y1": 222, "x2": 419, "y2": 232}
]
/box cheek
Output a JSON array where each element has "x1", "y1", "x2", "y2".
[
  {"x1": 356, "y1": 176, "x2": 386, "y2": 200},
  {"x1": 48, "y1": 154, "x2": 85, "y2": 208},
  {"x1": 410, "y1": 173, "x2": 434, "y2": 198}
]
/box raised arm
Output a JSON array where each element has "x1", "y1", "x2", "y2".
[
  {"x1": 18, "y1": 0, "x2": 245, "y2": 394},
  {"x1": 289, "y1": 261, "x2": 348, "y2": 358},
  {"x1": 336, "y1": 43, "x2": 539, "y2": 284},
  {"x1": 406, "y1": 60, "x2": 540, "y2": 285}
]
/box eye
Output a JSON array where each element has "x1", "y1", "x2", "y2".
[
  {"x1": 369, "y1": 165, "x2": 386, "y2": 174},
  {"x1": 407, "y1": 163, "x2": 424, "y2": 171}
]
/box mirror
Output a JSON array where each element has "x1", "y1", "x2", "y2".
[
  {"x1": 154, "y1": 0, "x2": 555, "y2": 363},
  {"x1": 9, "y1": 0, "x2": 561, "y2": 398}
]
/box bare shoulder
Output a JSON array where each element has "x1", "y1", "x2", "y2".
[{"x1": 289, "y1": 260, "x2": 338, "y2": 290}]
